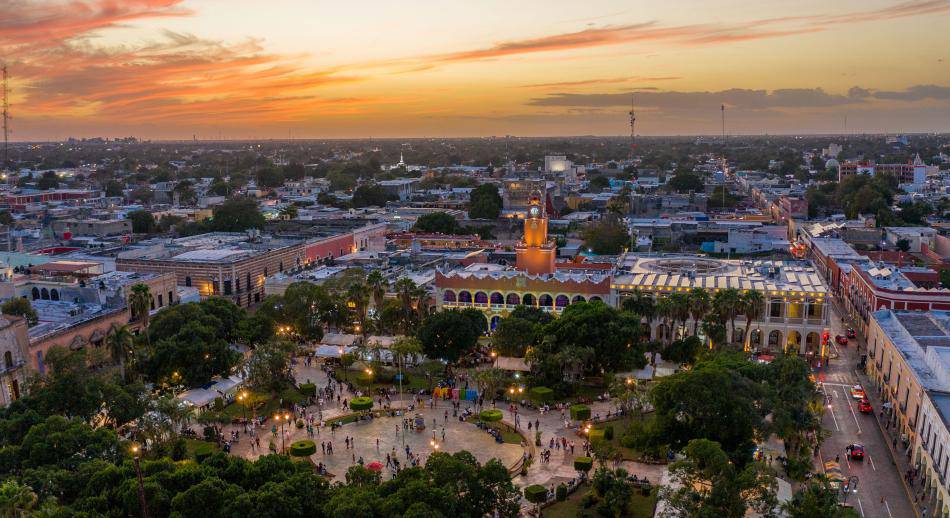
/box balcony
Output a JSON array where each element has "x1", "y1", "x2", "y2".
[{"x1": 0, "y1": 359, "x2": 25, "y2": 375}]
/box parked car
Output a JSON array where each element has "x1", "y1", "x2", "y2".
[
  {"x1": 850, "y1": 385, "x2": 866, "y2": 400},
  {"x1": 858, "y1": 399, "x2": 873, "y2": 414},
  {"x1": 835, "y1": 335, "x2": 849, "y2": 345},
  {"x1": 847, "y1": 443, "x2": 865, "y2": 460}
]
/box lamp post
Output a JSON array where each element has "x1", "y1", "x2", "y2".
[
  {"x1": 237, "y1": 391, "x2": 248, "y2": 423},
  {"x1": 274, "y1": 412, "x2": 291, "y2": 453},
  {"x1": 131, "y1": 445, "x2": 149, "y2": 518}
]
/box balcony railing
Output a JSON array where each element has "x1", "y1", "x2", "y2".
[{"x1": 0, "y1": 359, "x2": 25, "y2": 375}]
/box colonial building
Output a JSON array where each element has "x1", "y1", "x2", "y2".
[
  {"x1": 435, "y1": 192, "x2": 611, "y2": 329},
  {"x1": 0, "y1": 316, "x2": 30, "y2": 407}
]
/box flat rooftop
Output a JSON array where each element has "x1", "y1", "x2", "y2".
[
  {"x1": 873, "y1": 310, "x2": 950, "y2": 391},
  {"x1": 613, "y1": 254, "x2": 828, "y2": 295},
  {"x1": 119, "y1": 232, "x2": 305, "y2": 264}
]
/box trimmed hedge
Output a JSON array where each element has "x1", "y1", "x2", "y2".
[
  {"x1": 289, "y1": 440, "x2": 316, "y2": 457},
  {"x1": 570, "y1": 404, "x2": 591, "y2": 421},
  {"x1": 523, "y1": 484, "x2": 548, "y2": 504},
  {"x1": 349, "y1": 397, "x2": 374, "y2": 411},
  {"x1": 528, "y1": 386, "x2": 554, "y2": 403},
  {"x1": 556, "y1": 484, "x2": 568, "y2": 502},
  {"x1": 588, "y1": 429, "x2": 605, "y2": 445},
  {"x1": 193, "y1": 443, "x2": 215, "y2": 463},
  {"x1": 298, "y1": 383, "x2": 316, "y2": 397},
  {"x1": 479, "y1": 409, "x2": 503, "y2": 422},
  {"x1": 574, "y1": 457, "x2": 593, "y2": 473}
]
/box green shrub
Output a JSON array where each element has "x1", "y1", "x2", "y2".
[
  {"x1": 529, "y1": 386, "x2": 554, "y2": 403},
  {"x1": 556, "y1": 484, "x2": 568, "y2": 502},
  {"x1": 289, "y1": 440, "x2": 316, "y2": 457},
  {"x1": 213, "y1": 397, "x2": 224, "y2": 410},
  {"x1": 523, "y1": 484, "x2": 547, "y2": 504},
  {"x1": 479, "y1": 409, "x2": 503, "y2": 422},
  {"x1": 580, "y1": 492, "x2": 598, "y2": 508},
  {"x1": 570, "y1": 404, "x2": 591, "y2": 421},
  {"x1": 349, "y1": 397, "x2": 373, "y2": 411},
  {"x1": 298, "y1": 383, "x2": 316, "y2": 397},
  {"x1": 604, "y1": 425, "x2": 614, "y2": 441},
  {"x1": 588, "y1": 429, "x2": 605, "y2": 445},
  {"x1": 574, "y1": 457, "x2": 593, "y2": 473},
  {"x1": 194, "y1": 443, "x2": 214, "y2": 463},
  {"x1": 170, "y1": 439, "x2": 187, "y2": 461},
  {"x1": 279, "y1": 388, "x2": 305, "y2": 405},
  {"x1": 202, "y1": 426, "x2": 217, "y2": 442}
]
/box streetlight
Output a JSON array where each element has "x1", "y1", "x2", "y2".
[
  {"x1": 274, "y1": 413, "x2": 291, "y2": 453},
  {"x1": 237, "y1": 391, "x2": 248, "y2": 423},
  {"x1": 131, "y1": 445, "x2": 150, "y2": 518}
]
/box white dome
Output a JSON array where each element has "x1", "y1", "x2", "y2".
[{"x1": 825, "y1": 158, "x2": 840, "y2": 169}]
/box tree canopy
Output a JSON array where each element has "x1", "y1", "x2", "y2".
[
  {"x1": 468, "y1": 184, "x2": 503, "y2": 220},
  {"x1": 412, "y1": 212, "x2": 461, "y2": 234}
]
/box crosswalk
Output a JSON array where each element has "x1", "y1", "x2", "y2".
[{"x1": 818, "y1": 372, "x2": 858, "y2": 386}]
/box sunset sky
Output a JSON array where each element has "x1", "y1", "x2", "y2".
[{"x1": 3, "y1": 0, "x2": 950, "y2": 139}]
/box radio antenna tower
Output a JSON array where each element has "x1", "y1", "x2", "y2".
[
  {"x1": 2, "y1": 64, "x2": 9, "y2": 167},
  {"x1": 628, "y1": 96, "x2": 636, "y2": 158}
]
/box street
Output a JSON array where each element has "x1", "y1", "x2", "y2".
[{"x1": 816, "y1": 304, "x2": 915, "y2": 518}]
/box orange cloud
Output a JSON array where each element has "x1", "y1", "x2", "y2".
[{"x1": 519, "y1": 76, "x2": 681, "y2": 89}]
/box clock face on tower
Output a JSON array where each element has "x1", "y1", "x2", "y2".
[{"x1": 529, "y1": 206, "x2": 540, "y2": 218}]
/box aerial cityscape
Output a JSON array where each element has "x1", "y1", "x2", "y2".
[{"x1": 1, "y1": 1, "x2": 949, "y2": 517}]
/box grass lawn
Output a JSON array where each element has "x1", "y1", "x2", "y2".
[
  {"x1": 590, "y1": 415, "x2": 650, "y2": 461},
  {"x1": 544, "y1": 487, "x2": 656, "y2": 518},
  {"x1": 334, "y1": 366, "x2": 432, "y2": 393},
  {"x1": 219, "y1": 388, "x2": 306, "y2": 421},
  {"x1": 183, "y1": 438, "x2": 219, "y2": 457},
  {"x1": 474, "y1": 419, "x2": 523, "y2": 444}
]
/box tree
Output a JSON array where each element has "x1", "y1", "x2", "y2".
[
  {"x1": 490, "y1": 316, "x2": 537, "y2": 357},
  {"x1": 352, "y1": 185, "x2": 394, "y2": 208},
  {"x1": 649, "y1": 357, "x2": 765, "y2": 463},
  {"x1": 235, "y1": 313, "x2": 275, "y2": 346},
  {"x1": 0, "y1": 298, "x2": 37, "y2": 326},
  {"x1": 37, "y1": 171, "x2": 59, "y2": 190},
  {"x1": 105, "y1": 323, "x2": 134, "y2": 381},
  {"x1": 475, "y1": 368, "x2": 508, "y2": 406},
  {"x1": 0, "y1": 479, "x2": 39, "y2": 517},
  {"x1": 667, "y1": 172, "x2": 704, "y2": 193},
  {"x1": 712, "y1": 288, "x2": 741, "y2": 347},
  {"x1": 174, "y1": 180, "x2": 197, "y2": 205},
  {"x1": 783, "y1": 476, "x2": 859, "y2": 518},
  {"x1": 105, "y1": 180, "x2": 125, "y2": 198},
  {"x1": 468, "y1": 184, "x2": 502, "y2": 220},
  {"x1": 242, "y1": 340, "x2": 296, "y2": 394},
  {"x1": 0, "y1": 211, "x2": 13, "y2": 226},
  {"x1": 366, "y1": 270, "x2": 387, "y2": 313},
  {"x1": 740, "y1": 289, "x2": 765, "y2": 351},
  {"x1": 662, "y1": 336, "x2": 703, "y2": 366},
  {"x1": 128, "y1": 210, "x2": 156, "y2": 234},
  {"x1": 130, "y1": 283, "x2": 153, "y2": 346},
  {"x1": 254, "y1": 167, "x2": 284, "y2": 188},
  {"x1": 278, "y1": 205, "x2": 298, "y2": 221},
  {"x1": 688, "y1": 288, "x2": 711, "y2": 336},
  {"x1": 660, "y1": 439, "x2": 777, "y2": 518},
  {"x1": 896, "y1": 238, "x2": 911, "y2": 252},
  {"x1": 209, "y1": 198, "x2": 265, "y2": 232},
  {"x1": 581, "y1": 214, "x2": 629, "y2": 255},
  {"x1": 412, "y1": 212, "x2": 461, "y2": 234},
  {"x1": 416, "y1": 310, "x2": 482, "y2": 363}
]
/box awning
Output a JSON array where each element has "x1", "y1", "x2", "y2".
[{"x1": 314, "y1": 345, "x2": 356, "y2": 358}]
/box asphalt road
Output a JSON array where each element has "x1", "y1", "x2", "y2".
[{"x1": 815, "y1": 306, "x2": 915, "y2": 518}]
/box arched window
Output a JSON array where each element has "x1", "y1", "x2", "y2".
[
  {"x1": 571, "y1": 295, "x2": 586, "y2": 303},
  {"x1": 31, "y1": 287, "x2": 39, "y2": 300},
  {"x1": 50, "y1": 289, "x2": 59, "y2": 301},
  {"x1": 474, "y1": 292, "x2": 488, "y2": 304},
  {"x1": 458, "y1": 291, "x2": 472, "y2": 304},
  {"x1": 538, "y1": 294, "x2": 553, "y2": 307},
  {"x1": 40, "y1": 288, "x2": 49, "y2": 300},
  {"x1": 443, "y1": 290, "x2": 457, "y2": 303},
  {"x1": 185, "y1": 277, "x2": 192, "y2": 287},
  {"x1": 555, "y1": 295, "x2": 569, "y2": 308},
  {"x1": 506, "y1": 293, "x2": 520, "y2": 305},
  {"x1": 589, "y1": 296, "x2": 603, "y2": 303},
  {"x1": 490, "y1": 292, "x2": 504, "y2": 305},
  {"x1": 3, "y1": 351, "x2": 12, "y2": 369},
  {"x1": 522, "y1": 293, "x2": 536, "y2": 306}
]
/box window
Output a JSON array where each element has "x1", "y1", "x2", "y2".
[
  {"x1": 31, "y1": 287, "x2": 39, "y2": 300},
  {"x1": 224, "y1": 280, "x2": 232, "y2": 295},
  {"x1": 236, "y1": 279, "x2": 241, "y2": 292},
  {"x1": 157, "y1": 294, "x2": 163, "y2": 307},
  {"x1": 246, "y1": 273, "x2": 252, "y2": 290},
  {"x1": 3, "y1": 351, "x2": 12, "y2": 369},
  {"x1": 50, "y1": 289, "x2": 59, "y2": 301},
  {"x1": 168, "y1": 291, "x2": 173, "y2": 305},
  {"x1": 185, "y1": 277, "x2": 192, "y2": 287},
  {"x1": 279, "y1": 261, "x2": 283, "y2": 273}
]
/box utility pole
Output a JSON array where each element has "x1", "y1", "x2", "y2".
[{"x1": 2, "y1": 63, "x2": 10, "y2": 168}]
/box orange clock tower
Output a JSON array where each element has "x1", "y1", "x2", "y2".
[{"x1": 515, "y1": 192, "x2": 556, "y2": 275}]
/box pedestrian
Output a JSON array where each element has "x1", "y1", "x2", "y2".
[{"x1": 321, "y1": 442, "x2": 326, "y2": 454}]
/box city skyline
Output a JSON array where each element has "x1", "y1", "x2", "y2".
[{"x1": 3, "y1": 0, "x2": 950, "y2": 140}]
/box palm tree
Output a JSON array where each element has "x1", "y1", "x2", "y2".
[
  {"x1": 0, "y1": 480, "x2": 38, "y2": 518},
  {"x1": 555, "y1": 345, "x2": 594, "y2": 382},
  {"x1": 412, "y1": 284, "x2": 430, "y2": 321},
  {"x1": 654, "y1": 297, "x2": 674, "y2": 345},
  {"x1": 394, "y1": 278, "x2": 418, "y2": 334},
  {"x1": 129, "y1": 283, "x2": 152, "y2": 348},
  {"x1": 740, "y1": 289, "x2": 765, "y2": 352},
  {"x1": 105, "y1": 323, "x2": 133, "y2": 381},
  {"x1": 668, "y1": 293, "x2": 691, "y2": 340},
  {"x1": 366, "y1": 270, "x2": 387, "y2": 312},
  {"x1": 346, "y1": 283, "x2": 370, "y2": 337},
  {"x1": 687, "y1": 288, "x2": 711, "y2": 336},
  {"x1": 621, "y1": 289, "x2": 655, "y2": 329},
  {"x1": 390, "y1": 336, "x2": 422, "y2": 407},
  {"x1": 712, "y1": 288, "x2": 741, "y2": 347}
]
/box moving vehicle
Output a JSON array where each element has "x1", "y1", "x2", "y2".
[
  {"x1": 847, "y1": 443, "x2": 865, "y2": 461},
  {"x1": 835, "y1": 335, "x2": 849, "y2": 345},
  {"x1": 858, "y1": 399, "x2": 873, "y2": 414},
  {"x1": 850, "y1": 385, "x2": 866, "y2": 400},
  {"x1": 847, "y1": 328, "x2": 857, "y2": 339}
]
